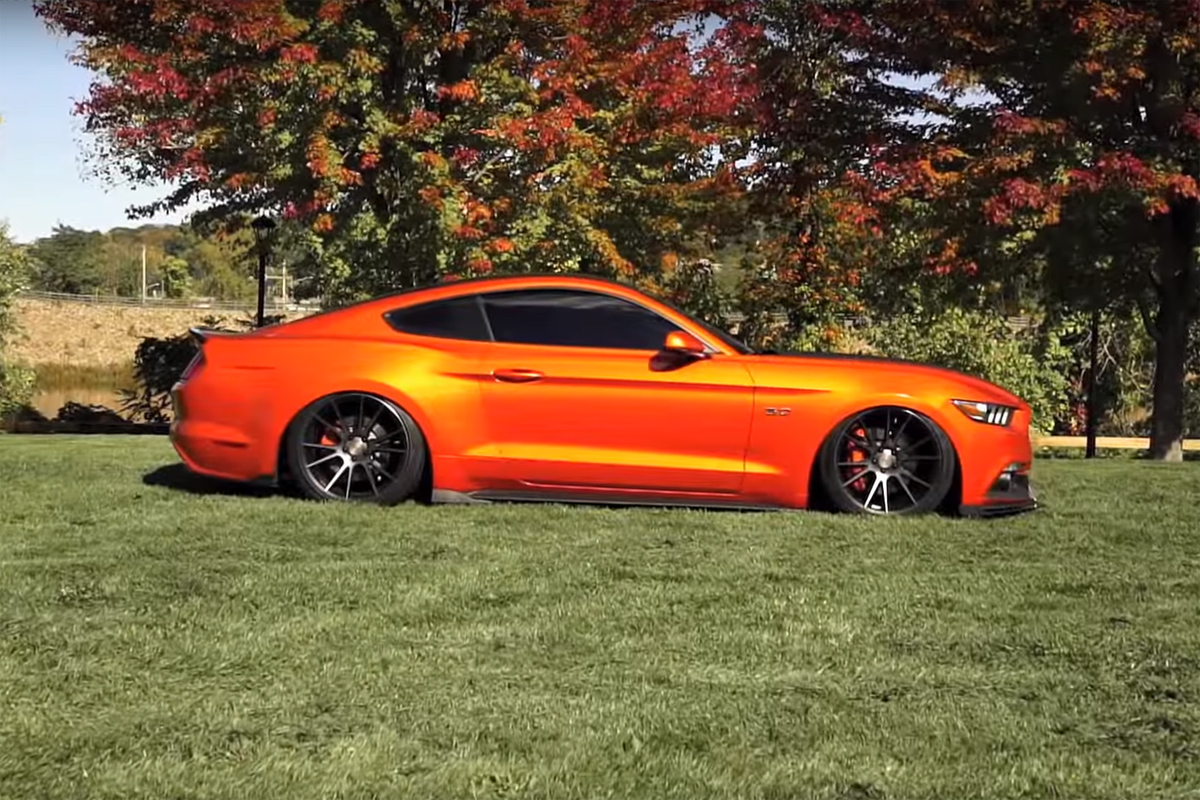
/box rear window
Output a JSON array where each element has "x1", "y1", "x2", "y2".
[{"x1": 383, "y1": 296, "x2": 491, "y2": 341}]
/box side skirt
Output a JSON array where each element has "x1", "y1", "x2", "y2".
[
  {"x1": 432, "y1": 489, "x2": 1039, "y2": 518},
  {"x1": 430, "y1": 488, "x2": 785, "y2": 512}
]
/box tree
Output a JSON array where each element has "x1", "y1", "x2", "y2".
[
  {"x1": 0, "y1": 116, "x2": 34, "y2": 417},
  {"x1": 840, "y1": 0, "x2": 1200, "y2": 460},
  {"x1": 728, "y1": 0, "x2": 936, "y2": 351},
  {"x1": 185, "y1": 236, "x2": 255, "y2": 300},
  {"x1": 0, "y1": 221, "x2": 34, "y2": 416},
  {"x1": 36, "y1": 0, "x2": 760, "y2": 303},
  {"x1": 159, "y1": 254, "x2": 192, "y2": 298},
  {"x1": 96, "y1": 234, "x2": 146, "y2": 296},
  {"x1": 27, "y1": 225, "x2": 106, "y2": 295}
]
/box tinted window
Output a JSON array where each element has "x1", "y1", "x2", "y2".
[
  {"x1": 384, "y1": 296, "x2": 491, "y2": 341},
  {"x1": 481, "y1": 289, "x2": 684, "y2": 350}
]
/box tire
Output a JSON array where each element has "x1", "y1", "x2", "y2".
[
  {"x1": 817, "y1": 406, "x2": 956, "y2": 515},
  {"x1": 286, "y1": 392, "x2": 428, "y2": 506}
]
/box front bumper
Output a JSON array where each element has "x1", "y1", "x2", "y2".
[{"x1": 959, "y1": 468, "x2": 1038, "y2": 518}]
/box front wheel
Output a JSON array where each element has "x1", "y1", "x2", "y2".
[
  {"x1": 817, "y1": 406, "x2": 956, "y2": 515},
  {"x1": 286, "y1": 392, "x2": 427, "y2": 505}
]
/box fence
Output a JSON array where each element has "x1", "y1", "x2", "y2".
[
  {"x1": 1035, "y1": 436, "x2": 1200, "y2": 452},
  {"x1": 16, "y1": 289, "x2": 319, "y2": 314},
  {"x1": 17, "y1": 289, "x2": 1034, "y2": 329}
]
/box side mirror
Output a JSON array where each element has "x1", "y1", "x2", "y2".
[{"x1": 663, "y1": 330, "x2": 708, "y2": 357}]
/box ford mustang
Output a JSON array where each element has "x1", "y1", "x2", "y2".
[{"x1": 170, "y1": 274, "x2": 1036, "y2": 516}]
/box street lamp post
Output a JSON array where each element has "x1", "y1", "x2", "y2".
[{"x1": 250, "y1": 215, "x2": 277, "y2": 328}]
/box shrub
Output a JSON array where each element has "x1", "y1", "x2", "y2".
[
  {"x1": 1185, "y1": 321, "x2": 1200, "y2": 439},
  {"x1": 860, "y1": 308, "x2": 1075, "y2": 433},
  {"x1": 1071, "y1": 313, "x2": 1155, "y2": 438},
  {"x1": 0, "y1": 363, "x2": 34, "y2": 419},
  {"x1": 119, "y1": 313, "x2": 280, "y2": 422},
  {"x1": 54, "y1": 401, "x2": 127, "y2": 425},
  {"x1": 119, "y1": 332, "x2": 198, "y2": 423},
  {"x1": 1055, "y1": 311, "x2": 1198, "y2": 439},
  {"x1": 0, "y1": 221, "x2": 33, "y2": 416},
  {"x1": 652, "y1": 258, "x2": 730, "y2": 329}
]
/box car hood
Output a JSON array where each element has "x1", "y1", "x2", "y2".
[{"x1": 745, "y1": 351, "x2": 1027, "y2": 408}]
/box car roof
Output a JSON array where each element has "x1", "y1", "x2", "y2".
[
  {"x1": 255, "y1": 270, "x2": 759, "y2": 355},
  {"x1": 257, "y1": 273, "x2": 664, "y2": 337},
  {"x1": 355, "y1": 273, "x2": 653, "y2": 312},
  {"x1": 397, "y1": 272, "x2": 638, "y2": 298}
]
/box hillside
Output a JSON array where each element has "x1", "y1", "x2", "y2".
[{"x1": 11, "y1": 297, "x2": 312, "y2": 367}]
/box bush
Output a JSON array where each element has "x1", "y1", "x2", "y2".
[
  {"x1": 54, "y1": 401, "x2": 127, "y2": 425},
  {"x1": 1056, "y1": 311, "x2": 1198, "y2": 439},
  {"x1": 1072, "y1": 313, "x2": 1154, "y2": 438},
  {"x1": 0, "y1": 221, "x2": 33, "y2": 416},
  {"x1": 0, "y1": 362, "x2": 34, "y2": 419},
  {"x1": 119, "y1": 332, "x2": 198, "y2": 423},
  {"x1": 1185, "y1": 321, "x2": 1200, "y2": 439},
  {"x1": 860, "y1": 308, "x2": 1075, "y2": 433},
  {"x1": 118, "y1": 313, "x2": 277, "y2": 423},
  {"x1": 652, "y1": 258, "x2": 730, "y2": 329}
]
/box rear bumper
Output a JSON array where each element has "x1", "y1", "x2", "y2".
[
  {"x1": 170, "y1": 384, "x2": 274, "y2": 484},
  {"x1": 170, "y1": 420, "x2": 264, "y2": 483}
]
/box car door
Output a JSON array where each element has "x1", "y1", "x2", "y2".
[{"x1": 474, "y1": 288, "x2": 755, "y2": 495}]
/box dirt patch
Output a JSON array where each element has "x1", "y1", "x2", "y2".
[{"x1": 10, "y1": 298, "x2": 311, "y2": 367}]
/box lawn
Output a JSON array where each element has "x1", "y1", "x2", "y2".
[{"x1": 2, "y1": 437, "x2": 1199, "y2": 800}]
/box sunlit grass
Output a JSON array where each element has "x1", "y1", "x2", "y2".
[
  {"x1": 2, "y1": 436, "x2": 1200, "y2": 799},
  {"x1": 31, "y1": 361, "x2": 135, "y2": 392}
]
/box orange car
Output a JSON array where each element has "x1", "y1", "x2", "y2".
[{"x1": 170, "y1": 274, "x2": 1036, "y2": 516}]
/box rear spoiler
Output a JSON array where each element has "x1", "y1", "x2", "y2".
[
  {"x1": 182, "y1": 326, "x2": 242, "y2": 381},
  {"x1": 188, "y1": 326, "x2": 240, "y2": 345}
]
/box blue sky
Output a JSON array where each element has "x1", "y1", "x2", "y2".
[{"x1": 0, "y1": 2, "x2": 190, "y2": 243}]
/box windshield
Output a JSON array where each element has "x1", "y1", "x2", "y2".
[
  {"x1": 693, "y1": 317, "x2": 755, "y2": 355},
  {"x1": 632, "y1": 286, "x2": 756, "y2": 354}
]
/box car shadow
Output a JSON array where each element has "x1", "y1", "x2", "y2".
[
  {"x1": 141, "y1": 465, "x2": 907, "y2": 516},
  {"x1": 142, "y1": 464, "x2": 283, "y2": 498}
]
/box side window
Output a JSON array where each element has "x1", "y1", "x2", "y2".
[
  {"x1": 384, "y1": 296, "x2": 491, "y2": 341},
  {"x1": 480, "y1": 289, "x2": 683, "y2": 350}
]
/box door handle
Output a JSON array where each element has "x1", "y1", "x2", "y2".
[{"x1": 492, "y1": 368, "x2": 544, "y2": 384}]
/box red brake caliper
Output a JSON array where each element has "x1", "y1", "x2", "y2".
[
  {"x1": 320, "y1": 419, "x2": 342, "y2": 448},
  {"x1": 847, "y1": 427, "x2": 869, "y2": 493}
]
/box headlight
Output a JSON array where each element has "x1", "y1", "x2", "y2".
[{"x1": 952, "y1": 399, "x2": 1015, "y2": 427}]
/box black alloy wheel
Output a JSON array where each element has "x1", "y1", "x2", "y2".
[
  {"x1": 818, "y1": 406, "x2": 955, "y2": 515},
  {"x1": 286, "y1": 392, "x2": 427, "y2": 505}
]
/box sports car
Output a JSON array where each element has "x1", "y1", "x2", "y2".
[{"x1": 170, "y1": 273, "x2": 1036, "y2": 516}]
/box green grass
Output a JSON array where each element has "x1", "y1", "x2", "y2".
[{"x1": 2, "y1": 436, "x2": 1200, "y2": 799}]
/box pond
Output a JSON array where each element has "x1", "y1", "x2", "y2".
[
  {"x1": 29, "y1": 363, "x2": 136, "y2": 420},
  {"x1": 32, "y1": 387, "x2": 130, "y2": 419}
]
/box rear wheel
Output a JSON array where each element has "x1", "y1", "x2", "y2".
[
  {"x1": 818, "y1": 406, "x2": 955, "y2": 515},
  {"x1": 286, "y1": 392, "x2": 426, "y2": 505}
]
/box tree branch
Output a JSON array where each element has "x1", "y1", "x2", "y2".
[
  {"x1": 1146, "y1": 264, "x2": 1163, "y2": 292},
  {"x1": 1136, "y1": 294, "x2": 1163, "y2": 343}
]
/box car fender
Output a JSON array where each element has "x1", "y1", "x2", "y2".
[
  {"x1": 818, "y1": 391, "x2": 965, "y2": 455},
  {"x1": 265, "y1": 378, "x2": 442, "y2": 479}
]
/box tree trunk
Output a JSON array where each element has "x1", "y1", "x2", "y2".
[
  {"x1": 1148, "y1": 197, "x2": 1199, "y2": 462},
  {"x1": 1149, "y1": 293, "x2": 1188, "y2": 461}
]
